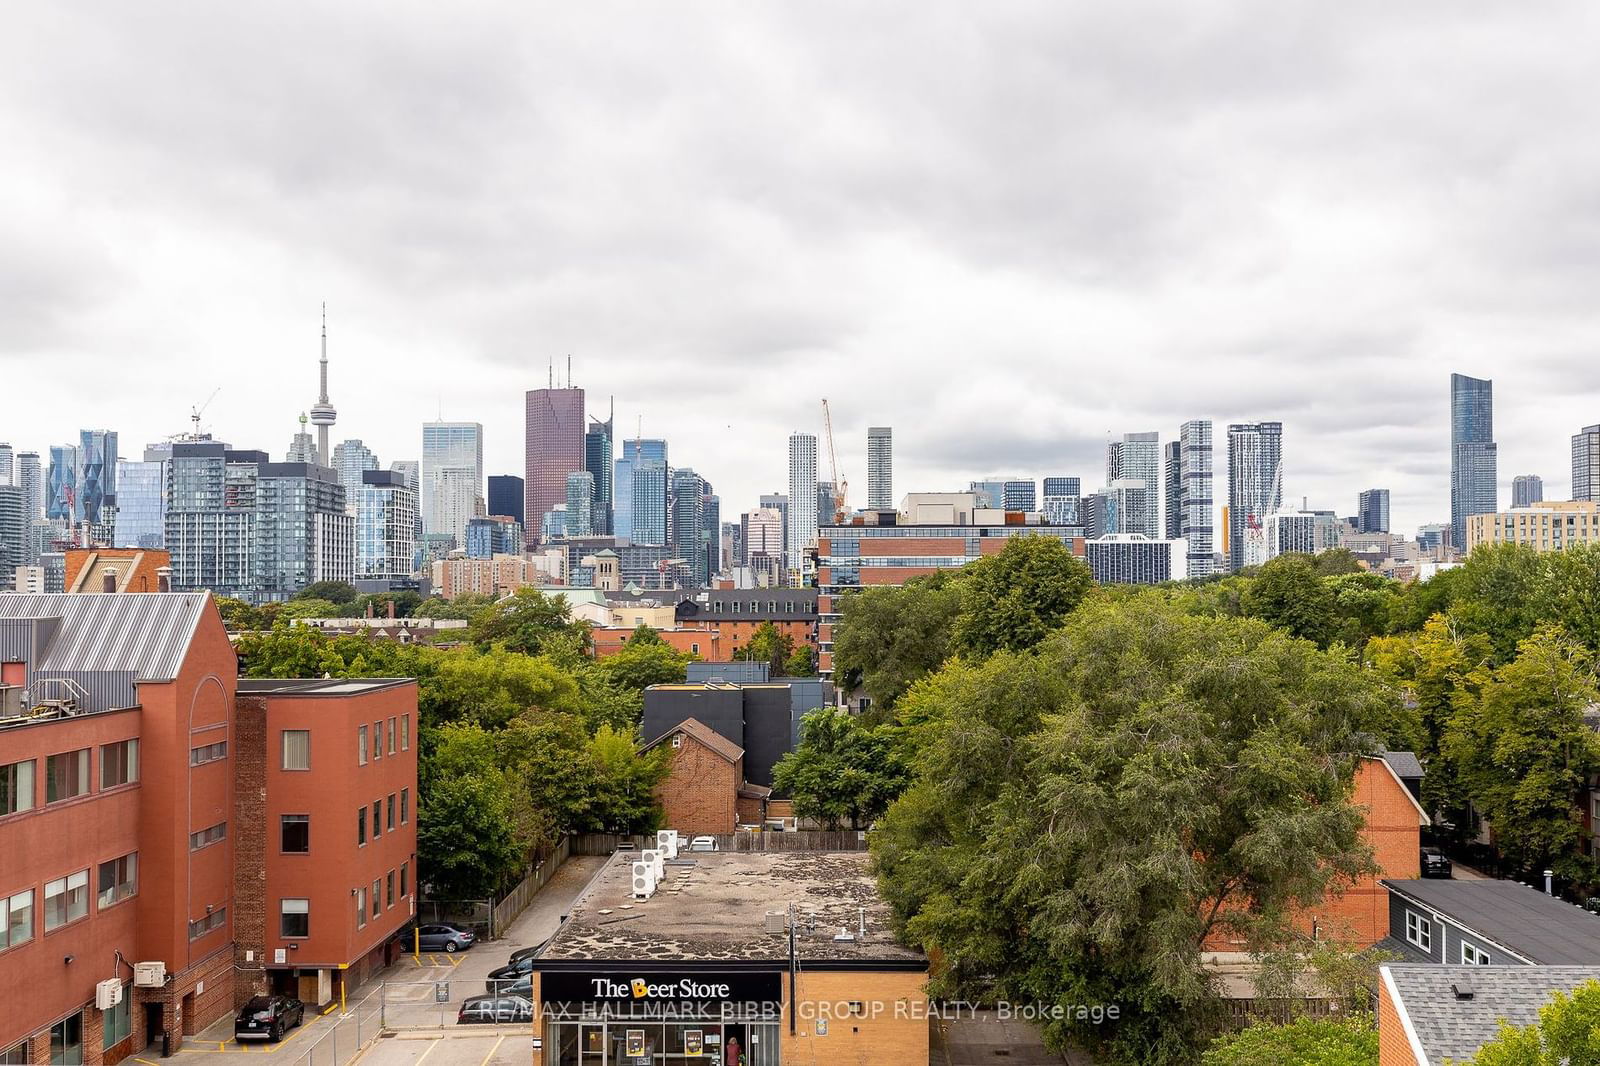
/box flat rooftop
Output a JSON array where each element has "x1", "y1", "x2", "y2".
[
  {"x1": 236, "y1": 678, "x2": 416, "y2": 695},
  {"x1": 536, "y1": 851, "x2": 925, "y2": 967}
]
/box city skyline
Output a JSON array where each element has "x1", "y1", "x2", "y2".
[{"x1": 4, "y1": 7, "x2": 1600, "y2": 538}]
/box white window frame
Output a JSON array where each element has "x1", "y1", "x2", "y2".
[
  {"x1": 282, "y1": 730, "x2": 310, "y2": 771},
  {"x1": 96, "y1": 853, "x2": 137, "y2": 909},
  {"x1": 280, "y1": 898, "x2": 310, "y2": 938},
  {"x1": 0, "y1": 889, "x2": 34, "y2": 950},
  {"x1": 1461, "y1": 941, "x2": 1491, "y2": 965},
  {"x1": 44, "y1": 870, "x2": 89, "y2": 931},
  {"x1": 1405, "y1": 909, "x2": 1432, "y2": 952}
]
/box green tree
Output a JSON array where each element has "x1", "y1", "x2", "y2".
[
  {"x1": 782, "y1": 645, "x2": 816, "y2": 677},
  {"x1": 1537, "y1": 542, "x2": 1600, "y2": 655},
  {"x1": 1201, "y1": 1018, "x2": 1375, "y2": 1066},
  {"x1": 1325, "y1": 571, "x2": 1401, "y2": 648},
  {"x1": 1449, "y1": 543, "x2": 1548, "y2": 664},
  {"x1": 414, "y1": 593, "x2": 494, "y2": 620},
  {"x1": 596, "y1": 639, "x2": 695, "y2": 692},
  {"x1": 1471, "y1": 978, "x2": 1600, "y2": 1064},
  {"x1": 278, "y1": 598, "x2": 343, "y2": 620},
  {"x1": 297, "y1": 580, "x2": 359, "y2": 605},
  {"x1": 874, "y1": 600, "x2": 1398, "y2": 1064},
  {"x1": 1312, "y1": 548, "x2": 1364, "y2": 577},
  {"x1": 831, "y1": 573, "x2": 964, "y2": 709},
  {"x1": 626, "y1": 623, "x2": 664, "y2": 645},
  {"x1": 417, "y1": 723, "x2": 524, "y2": 898},
  {"x1": 953, "y1": 535, "x2": 1095, "y2": 656},
  {"x1": 1444, "y1": 626, "x2": 1600, "y2": 879},
  {"x1": 469, "y1": 588, "x2": 592, "y2": 656},
  {"x1": 736, "y1": 621, "x2": 794, "y2": 675},
  {"x1": 585, "y1": 725, "x2": 670, "y2": 833},
  {"x1": 352, "y1": 590, "x2": 424, "y2": 619},
  {"x1": 772, "y1": 709, "x2": 908, "y2": 830},
  {"x1": 1242, "y1": 553, "x2": 1334, "y2": 646}
]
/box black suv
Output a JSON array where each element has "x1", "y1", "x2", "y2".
[
  {"x1": 1421, "y1": 847, "x2": 1453, "y2": 879},
  {"x1": 235, "y1": 996, "x2": 305, "y2": 1041}
]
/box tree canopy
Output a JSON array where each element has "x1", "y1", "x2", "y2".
[
  {"x1": 771, "y1": 708, "x2": 907, "y2": 830},
  {"x1": 1470, "y1": 978, "x2": 1600, "y2": 1064}
]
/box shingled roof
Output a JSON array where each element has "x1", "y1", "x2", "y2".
[
  {"x1": 640, "y1": 716, "x2": 745, "y2": 764},
  {"x1": 1382, "y1": 964, "x2": 1600, "y2": 1064}
]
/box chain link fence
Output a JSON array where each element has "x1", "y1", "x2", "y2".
[
  {"x1": 285, "y1": 990, "x2": 385, "y2": 1066},
  {"x1": 380, "y1": 979, "x2": 483, "y2": 1030}
]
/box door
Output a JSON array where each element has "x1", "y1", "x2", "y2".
[{"x1": 142, "y1": 1004, "x2": 162, "y2": 1050}]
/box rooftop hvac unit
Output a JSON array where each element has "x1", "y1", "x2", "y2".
[
  {"x1": 95, "y1": 979, "x2": 124, "y2": 1011},
  {"x1": 133, "y1": 961, "x2": 167, "y2": 987},
  {"x1": 631, "y1": 862, "x2": 657, "y2": 899},
  {"x1": 764, "y1": 911, "x2": 788, "y2": 934},
  {"x1": 656, "y1": 830, "x2": 679, "y2": 860},
  {"x1": 641, "y1": 848, "x2": 664, "y2": 881},
  {"x1": 0, "y1": 686, "x2": 21, "y2": 719}
]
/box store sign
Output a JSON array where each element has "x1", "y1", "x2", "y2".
[{"x1": 540, "y1": 971, "x2": 783, "y2": 1020}]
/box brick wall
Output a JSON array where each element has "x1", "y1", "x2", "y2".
[
  {"x1": 787, "y1": 971, "x2": 928, "y2": 1066},
  {"x1": 1377, "y1": 974, "x2": 1419, "y2": 1066},
  {"x1": 655, "y1": 738, "x2": 740, "y2": 835},
  {"x1": 232, "y1": 696, "x2": 270, "y2": 1005}
]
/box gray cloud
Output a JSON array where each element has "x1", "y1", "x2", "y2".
[{"x1": 1, "y1": 2, "x2": 1597, "y2": 538}]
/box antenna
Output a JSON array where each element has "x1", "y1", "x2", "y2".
[
  {"x1": 567, "y1": 354, "x2": 572, "y2": 389},
  {"x1": 548, "y1": 359, "x2": 553, "y2": 389}
]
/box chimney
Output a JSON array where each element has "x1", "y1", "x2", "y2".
[
  {"x1": 387, "y1": 599, "x2": 396, "y2": 620},
  {"x1": 1545, "y1": 869, "x2": 1555, "y2": 895},
  {"x1": 156, "y1": 566, "x2": 172, "y2": 593},
  {"x1": 365, "y1": 601, "x2": 373, "y2": 619},
  {"x1": 101, "y1": 567, "x2": 118, "y2": 594}
]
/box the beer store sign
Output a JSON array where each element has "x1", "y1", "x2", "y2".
[{"x1": 541, "y1": 971, "x2": 783, "y2": 1019}]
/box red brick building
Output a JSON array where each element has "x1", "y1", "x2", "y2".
[
  {"x1": 0, "y1": 592, "x2": 418, "y2": 1063},
  {"x1": 643, "y1": 718, "x2": 771, "y2": 835},
  {"x1": 61, "y1": 550, "x2": 173, "y2": 595}
]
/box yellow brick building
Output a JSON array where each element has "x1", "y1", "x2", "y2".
[{"x1": 1465, "y1": 500, "x2": 1600, "y2": 553}]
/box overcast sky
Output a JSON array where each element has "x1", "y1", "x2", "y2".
[{"x1": 3, "y1": 3, "x2": 1597, "y2": 538}]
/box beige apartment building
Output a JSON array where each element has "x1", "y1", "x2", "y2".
[{"x1": 1465, "y1": 500, "x2": 1600, "y2": 553}]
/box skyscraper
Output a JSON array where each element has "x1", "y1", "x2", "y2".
[
  {"x1": 16, "y1": 452, "x2": 42, "y2": 522},
  {"x1": 1106, "y1": 432, "x2": 1161, "y2": 537},
  {"x1": 1178, "y1": 420, "x2": 1214, "y2": 577},
  {"x1": 524, "y1": 385, "x2": 585, "y2": 546},
  {"x1": 487, "y1": 474, "x2": 525, "y2": 525},
  {"x1": 356, "y1": 470, "x2": 417, "y2": 582},
  {"x1": 1357, "y1": 489, "x2": 1391, "y2": 534},
  {"x1": 1163, "y1": 441, "x2": 1182, "y2": 540},
  {"x1": 308, "y1": 306, "x2": 338, "y2": 468},
  {"x1": 0, "y1": 443, "x2": 12, "y2": 486},
  {"x1": 867, "y1": 427, "x2": 893, "y2": 511},
  {"x1": 421, "y1": 421, "x2": 484, "y2": 549},
  {"x1": 255, "y1": 461, "x2": 353, "y2": 600},
  {"x1": 586, "y1": 413, "x2": 613, "y2": 536},
  {"x1": 1227, "y1": 422, "x2": 1283, "y2": 571},
  {"x1": 333, "y1": 439, "x2": 379, "y2": 516},
  {"x1": 164, "y1": 443, "x2": 262, "y2": 599},
  {"x1": 1043, "y1": 477, "x2": 1081, "y2": 497},
  {"x1": 286, "y1": 414, "x2": 317, "y2": 463},
  {"x1": 787, "y1": 434, "x2": 819, "y2": 585},
  {"x1": 1002, "y1": 480, "x2": 1036, "y2": 511},
  {"x1": 670, "y1": 468, "x2": 708, "y2": 585},
  {"x1": 614, "y1": 438, "x2": 667, "y2": 542},
  {"x1": 391, "y1": 460, "x2": 422, "y2": 537},
  {"x1": 0, "y1": 486, "x2": 25, "y2": 589},
  {"x1": 566, "y1": 471, "x2": 596, "y2": 537},
  {"x1": 1450, "y1": 373, "x2": 1496, "y2": 553},
  {"x1": 46, "y1": 444, "x2": 78, "y2": 522},
  {"x1": 759, "y1": 493, "x2": 788, "y2": 565},
  {"x1": 77, "y1": 429, "x2": 118, "y2": 530},
  {"x1": 114, "y1": 459, "x2": 166, "y2": 549},
  {"x1": 702, "y1": 493, "x2": 721, "y2": 577},
  {"x1": 631, "y1": 458, "x2": 670, "y2": 546},
  {"x1": 1573, "y1": 425, "x2": 1600, "y2": 502},
  {"x1": 1513, "y1": 474, "x2": 1545, "y2": 508}
]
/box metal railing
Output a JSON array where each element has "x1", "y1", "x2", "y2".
[{"x1": 286, "y1": 989, "x2": 385, "y2": 1066}]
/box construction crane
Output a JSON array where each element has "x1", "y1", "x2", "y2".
[
  {"x1": 820, "y1": 398, "x2": 847, "y2": 523},
  {"x1": 171, "y1": 388, "x2": 221, "y2": 441}
]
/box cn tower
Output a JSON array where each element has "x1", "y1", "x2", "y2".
[{"x1": 308, "y1": 303, "x2": 337, "y2": 467}]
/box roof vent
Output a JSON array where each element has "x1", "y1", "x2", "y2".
[
  {"x1": 832, "y1": 928, "x2": 857, "y2": 943},
  {"x1": 1452, "y1": 981, "x2": 1475, "y2": 1001},
  {"x1": 764, "y1": 911, "x2": 788, "y2": 935}
]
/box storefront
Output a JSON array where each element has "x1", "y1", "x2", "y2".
[{"x1": 537, "y1": 968, "x2": 784, "y2": 1065}]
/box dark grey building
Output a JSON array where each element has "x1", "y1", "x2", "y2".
[
  {"x1": 487, "y1": 474, "x2": 525, "y2": 525},
  {"x1": 1451, "y1": 373, "x2": 1497, "y2": 553},
  {"x1": 0, "y1": 485, "x2": 25, "y2": 590},
  {"x1": 1512, "y1": 474, "x2": 1545, "y2": 508},
  {"x1": 1574, "y1": 425, "x2": 1600, "y2": 502},
  {"x1": 1357, "y1": 488, "x2": 1391, "y2": 534},
  {"x1": 1379, "y1": 878, "x2": 1600, "y2": 966},
  {"x1": 641, "y1": 679, "x2": 834, "y2": 788},
  {"x1": 585, "y1": 413, "x2": 613, "y2": 536}
]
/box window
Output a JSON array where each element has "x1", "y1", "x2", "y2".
[
  {"x1": 401, "y1": 788, "x2": 409, "y2": 825},
  {"x1": 102, "y1": 987, "x2": 131, "y2": 1048},
  {"x1": 386, "y1": 870, "x2": 395, "y2": 908},
  {"x1": 1405, "y1": 910, "x2": 1432, "y2": 952},
  {"x1": 372, "y1": 879, "x2": 381, "y2": 918},
  {"x1": 97, "y1": 854, "x2": 137, "y2": 908},
  {"x1": 400, "y1": 863, "x2": 408, "y2": 899},
  {"x1": 387, "y1": 717, "x2": 397, "y2": 755},
  {"x1": 190, "y1": 822, "x2": 226, "y2": 851},
  {"x1": 49, "y1": 1013, "x2": 82, "y2": 1066},
  {"x1": 43, "y1": 871, "x2": 88, "y2": 930},
  {"x1": 45, "y1": 750, "x2": 89, "y2": 803},
  {"x1": 3, "y1": 1042, "x2": 28, "y2": 1064},
  {"x1": 373, "y1": 721, "x2": 383, "y2": 761},
  {"x1": 281, "y1": 814, "x2": 309, "y2": 853},
  {"x1": 189, "y1": 740, "x2": 226, "y2": 767},
  {"x1": 0, "y1": 760, "x2": 34, "y2": 816},
  {"x1": 100, "y1": 740, "x2": 139, "y2": 788},
  {"x1": 0, "y1": 889, "x2": 33, "y2": 949},
  {"x1": 387, "y1": 794, "x2": 395, "y2": 831},
  {"x1": 358, "y1": 725, "x2": 368, "y2": 765},
  {"x1": 371, "y1": 802, "x2": 381, "y2": 839},
  {"x1": 357, "y1": 807, "x2": 367, "y2": 846},
  {"x1": 401, "y1": 715, "x2": 409, "y2": 751},
  {"x1": 355, "y1": 888, "x2": 367, "y2": 929},
  {"x1": 282, "y1": 730, "x2": 310, "y2": 770},
  {"x1": 280, "y1": 898, "x2": 309, "y2": 938},
  {"x1": 1462, "y1": 942, "x2": 1491, "y2": 965},
  {"x1": 188, "y1": 908, "x2": 226, "y2": 939}
]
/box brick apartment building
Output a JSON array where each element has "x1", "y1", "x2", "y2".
[
  {"x1": 0, "y1": 592, "x2": 417, "y2": 1064},
  {"x1": 641, "y1": 718, "x2": 770, "y2": 834}
]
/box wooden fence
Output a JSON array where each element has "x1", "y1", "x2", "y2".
[
  {"x1": 572, "y1": 830, "x2": 868, "y2": 855},
  {"x1": 488, "y1": 835, "x2": 571, "y2": 938}
]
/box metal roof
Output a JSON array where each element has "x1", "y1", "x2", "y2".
[
  {"x1": 236, "y1": 678, "x2": 415, "y2": 695},
  {"x1": 1383, "y1": 964, "x2": 1600, "y2": 1064},
  {"x1": 1384, "y1": 878, "x2": 1600, "y2": 965},
  {"x1": 0, "y1": 592, "x2": 211, "y2": 682}
]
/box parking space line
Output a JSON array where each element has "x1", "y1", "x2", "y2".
[
  {"x1": 413, "y1": 1038, "x2": 441, "y2": 1066},
  {"x1": 476, "y1": 1035, "x2": 505, "y2": 1066}
]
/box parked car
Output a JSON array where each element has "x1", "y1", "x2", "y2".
[
  {"x1": 234, "y1": 996, "x2": 305, "y2": 1041},
  {"x1": 505, "y1": 938, "x2": 552, "y2": 966},
  {"x1": 486, "y1": 974, "x2": 532, "y2": 998},
  {"x1": 458, "y1": 995, "x2": 534, "y2": 1024},
  {"x1": 399, "y1": 922, "x2": 477, "y2": 953},
  {"x1": 689, "y1": 836, "x2": 718, "y2": 852},
  {"x1": 486, "y1": 955, "x2": 536, "y2": 993},
  {"x1": 1421, "y1": 847, "x2": 1453, "y2": 879}
]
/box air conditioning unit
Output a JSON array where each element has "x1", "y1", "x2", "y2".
[
  {"x1": 95, "y1": 979, "x2": 124, "y2": 1010},
  {"x1": 641, "y1": 848, "x2": 664, "y2": 880},
  {"x1": 764, "y1": 911, "x2": 788, "y2": 934},
  {"x1": 133, "y1": 961, "x2": 167, "y2": 988},
  {"x1": 656, "y1": 830, "x2": 679, "y2": 860},
  {"x1": 631, "y1": 862, "x2": 656, "y2": 899}
]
